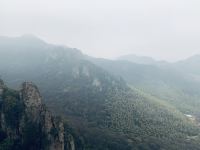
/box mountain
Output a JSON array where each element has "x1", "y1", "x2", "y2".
[
  {"x1": 118, "y1": 54, "x2": 157, "y2": 65},
  {"x1": 0, "y1": 36, "x2": 200, "y2": 149},
  {"x1": 0, "y1": 79, "x2": 79, "y2": 150},
  {"x1": 91, "y1": 56, "x2": 200, "y2": 115},
  {"x1": 175, "y1": 55, "x2": 200, "y2": 76}
]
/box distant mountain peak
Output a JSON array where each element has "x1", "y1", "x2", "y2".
[
  {"x1": 118, "y1": 54, "x2": 156, "y2": 64},
  {"x1": 176, "y1": 54, "x2": 200, "y2": 64},
  {"x1": 20, "y1": 34, "x2": 40, "y2": 39},
  {"x1": 186, "y1": 54, "x2": 200, "y2": 60},
  {"x1": 0, "y1": 34, "x2": 47, "y2": 48},
  {"x1": 19, "y1": 34, "x2": 47, "y2": 44}
]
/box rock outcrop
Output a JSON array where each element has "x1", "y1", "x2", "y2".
[
  {"x1": 0, "y1": 79, "x2": 4, "y2": 95},
  {"x1": 0, "y1": 80, "x2": 76, "y2": 150}
]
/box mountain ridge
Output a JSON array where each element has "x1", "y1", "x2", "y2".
[{"x1": 1, "y1": 36, "x2": 200, "y2": 149}]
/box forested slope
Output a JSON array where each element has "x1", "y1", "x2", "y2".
[{"x1": 0, "y1": 36, "x2": 200, "y2": 149}]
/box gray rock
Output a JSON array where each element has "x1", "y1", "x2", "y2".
[{"x1": 0, "y1": 80, "x2": 77, "y2": 150}]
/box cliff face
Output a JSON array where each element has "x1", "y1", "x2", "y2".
[{"x1": 0, "y1": 80, "x2": 76, "y2": 150}]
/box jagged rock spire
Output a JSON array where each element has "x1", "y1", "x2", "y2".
[
  {"x1": 20, "y1": 82, "x2": 42, "y2": 108},
  {"x1": 0, "y1": 79, "x2": 4, "y2": 86},
  {"x1": 0, "y1": 81, "x2": 76, "y2": 150},
  {"x1": 0, "y1": 79, "x2": 4, "y2": 95}
]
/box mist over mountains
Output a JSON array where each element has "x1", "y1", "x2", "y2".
[{"x1": 0, "y1": 35, "x2": 200, "y2": 150}]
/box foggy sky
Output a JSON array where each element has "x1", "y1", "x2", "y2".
[{"x1": 1, "y1": 0, "x2": 200, "y2": 61}]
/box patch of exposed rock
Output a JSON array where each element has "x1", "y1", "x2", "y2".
[{"x1": 0, "y1": 80, "x2": 77, "y2": 150}]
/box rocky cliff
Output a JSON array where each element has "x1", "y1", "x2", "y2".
[{"x1": 0, "y1": 80, "x2": 76, "y2": 150}]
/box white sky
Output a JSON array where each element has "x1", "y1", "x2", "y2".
[{"x1": 1, "y1": 0, "x2": 200, "y2": 61}]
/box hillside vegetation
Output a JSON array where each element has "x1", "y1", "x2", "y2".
[
  {"x1": 0, "y1": 36, "x2": 200, "y2": 149},
  {"x1": 91, "y1": 57, "x2": 200, "y2": 115}
]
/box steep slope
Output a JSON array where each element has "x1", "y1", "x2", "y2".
[
  {"x1": 91, "y1": 57, "x2": 200, "y2": 115},
  {"x1": 0, "y1": 36, "x2": 200, "y2": 149},
  {"x1": 175, "y1": 55, "x2": 200, "y2": 76},
  {"x1": 0, "y1": 79, "x2": 78, "y2": 150}
]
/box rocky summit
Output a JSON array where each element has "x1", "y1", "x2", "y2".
[{"x1": 0, "y1": 80, "x2": 76, "y2": 150}]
